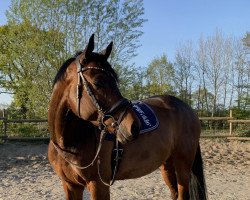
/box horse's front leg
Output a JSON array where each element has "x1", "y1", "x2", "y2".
[
  {"x1": 62, "y1": 180, "x2": 84, "y2": 200},
  {"x1": 87, "y1": 181, "x2": 110, "y2": 200}
]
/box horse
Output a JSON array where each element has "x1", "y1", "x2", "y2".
[{"x1": 48, "y1": 34, "x2": 207, "y2": 200}]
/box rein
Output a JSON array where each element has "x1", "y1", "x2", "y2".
[
  {"x1": 51, "y1": 129, "x2": 108, "y2": 170},
  {"x1": 51, "y1": 56, "x2": 131, "y2": 186}
]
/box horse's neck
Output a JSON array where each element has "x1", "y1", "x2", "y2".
[
  {"x1": 48, "y1": 84, "x2": 67, "y2": 142},
  {"x1": 48, "y1": 84, "x2": 96, "y2": 148}
]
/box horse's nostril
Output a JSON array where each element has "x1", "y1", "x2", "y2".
[{"x1": 131, "y1": 121, "x2": 140, "y2": 138}]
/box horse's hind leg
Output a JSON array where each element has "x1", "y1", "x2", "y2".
[
  {"x1": 160, "y1": 156, "x2": 178, "y2": 200},
  {"x1": 174, "y1": 157, "x2": 193, "y2": 200},
  {"x1": 62, "y1": 180, "x2": 84, "y2": 200}
]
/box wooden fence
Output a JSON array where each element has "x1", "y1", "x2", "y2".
[
  {"x1": 0, "y1": 110, "x2": 249, "y2": 141},
  {"x1": 0, "y1": 117, "x2": 48, "y2": 140},
  {"x1": 199, "y1": 110, "x2": 250, "y2": 136}
]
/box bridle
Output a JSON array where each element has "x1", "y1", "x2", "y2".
[
  {"x1": 51, "y1": 56, "x2": 132, "y2": 186},
  {"x1": 75, "y1": 56, "x2": 132, "y2": 133}
]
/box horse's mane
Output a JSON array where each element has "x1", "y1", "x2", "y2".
[
  {"x1": 53, "y1": 52, "x2": 82, "y2": 86},
  {"x1": 53, "y1": 51, "x2": 118, "y2": 87}
]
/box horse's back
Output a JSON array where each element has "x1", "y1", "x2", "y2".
[
  {"x1": 143, "y1": 94, "x2": 200, "y2": 136},
  {"x1": 143, "y1": 94, "x2": 201, "y2": 153}
]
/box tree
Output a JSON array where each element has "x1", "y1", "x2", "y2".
[
  {"x1": 176, "y1": 30, "x2": 249, "y2": 115},
  {"x1": 145, "y1": 54, "x2": 175, "y2": 97},
  {"x1": 242, "y1": 32, "x2": 250, "y2": 48},
  {"x1": 1, "y1": 0, "x2": 146, "y2": 116},
  {"x1": 120, "y1": 67, "x2": 147, "y2": 100},
  {"x1": 241, "y1": 32, "x2": 250, "y2": 110},
  {"x1": 233, "y1": 38, "x2": 249, "y2": 110},
  {"x1": 6, "y1": 0, "x2": 146, "y2": 72},
  {"x1": 0, "y1": 20, "x2": 65, "y2": 118},
  {"x1": 195, "y1": 35, "x2": 210, "y2": 112},
  {"x1": 174, "y1": 41, "x2": 194, "y2": 105},
  {"x1": 192, "y1": 87, "x2": 214, "y2": 116}
]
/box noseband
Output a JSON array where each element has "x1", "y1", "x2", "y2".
[{"x1": 75, "y1": 56, "x2": 132, "y2": 133}]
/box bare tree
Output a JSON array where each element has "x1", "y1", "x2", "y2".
[
  {"x1": 174, "y1": 30, "x2": 249, "y2": 115},
  {"x1": 195, "y1": 35, "x2": 209, "y2": 112},
  {"x1": 174, "y1": 41, "x2": 194, "y2": 105},
  {"x1": 204, "y1": 30, "x2": 228, "y2": 116},
  {"x1": 234, "y1": 38, "x2": 249, "y2": 109}
]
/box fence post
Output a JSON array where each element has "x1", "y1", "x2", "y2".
[
  {"x1": 229, "y1": 110, "x2": 233, "y2": 135},
  {"x1": 2, "y1": 109, "x2": 7, "y2": 138}
]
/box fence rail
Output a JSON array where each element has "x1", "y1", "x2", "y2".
[
  {"x1": 199, "y1": 117, "x2": 234, "y2": 121},
  {"x1": 228, "y1": 120, "x2": 250, "y2": 123},
  {"x1": 4, "y1": 119, "x2": 47, "y2": 123},
  {"x1": 0, "y1": 117, "x2": 48, "y2": 139},
  {"x1": 0, "y1": 110, "x2": 249, "y2": 140}
]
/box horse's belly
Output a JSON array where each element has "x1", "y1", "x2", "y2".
[{"x1": 115, "y1": 133, "x2": 171, "y2": 180}]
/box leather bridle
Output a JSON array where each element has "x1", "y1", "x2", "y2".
[{"x1": 75, "y1": 56, "x2": 132, "y2": 133}]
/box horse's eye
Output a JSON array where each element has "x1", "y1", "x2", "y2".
[{"x1": 93, "y1": 80, "x2": 104, "y2": 89}]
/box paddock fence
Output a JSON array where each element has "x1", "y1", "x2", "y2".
[
  {"x1": 0, "y1": 117, "x2": 48, "y2": 141},
  {"x1": 0, "y1": 110, "x2": 249, "y2": 141}
]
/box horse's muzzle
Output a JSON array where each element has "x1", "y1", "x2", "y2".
[
  {"x1": 117, "y1": 120, "x2": 140, "y2": 143},
  {"x1": 131, "y1": 120, "x2": 140, "y2": 138}
]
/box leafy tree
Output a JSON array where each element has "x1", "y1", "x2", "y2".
[
  {"x1": 0, "y1": 20, "x2": 65, "y2": 118},
  {"x1": 240, "y1": 32, "x2": 250, "y2": 110},
  {"x1": 6, "y1": 0, "x2": 146, "y2": 77},
  {"x1": 234, "y1": 38, "x2": 249, "y2": 110},
  {"x1": 1, "y1": 0, "x2": 146, "y2": 116},
  {"x1": 192, "y1": 87, "x2": 214, "y2": 116},
  {"x1": 121, "y1": 67, "x2": 148, "y2": 100},
  {"x1": 242, "y1": 32, "x2": 250, "y2": 48},
  {"x1": 145, "y1": 54, "x2": 175, "y2": 97}
]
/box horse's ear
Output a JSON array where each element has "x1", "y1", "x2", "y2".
[
  {"x1": 84, "y1": 34, "x2": 95, "y2": 58},
  {"x1": 101, "y1": 41, "x2": 113, "y2": 60}
]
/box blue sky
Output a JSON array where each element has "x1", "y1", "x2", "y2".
[
  {"x1": 136, "y1": 0, "x2": 250, "y2": 66},
  {"x1": 0, "y1": 0, "x2": 249, "y2": 104}
]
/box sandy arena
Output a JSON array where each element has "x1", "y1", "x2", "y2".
[{"x1": 0, "y1": 139, "x2": 249, "y2": 200}]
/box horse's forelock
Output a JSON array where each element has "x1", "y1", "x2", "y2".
[{"x1": 81, "y1": 51, "x2": 119, "y2": 82}]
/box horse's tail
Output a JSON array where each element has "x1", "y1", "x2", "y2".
[{"x1": 190, "y1": 144, "x2": 208, "y2": 200}]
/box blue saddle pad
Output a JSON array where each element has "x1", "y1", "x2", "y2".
[
  {"x1": 105, "y1": 101, "x2": 159, "y2": 141},
  {"x1": 132, "y1": 101, "x2": 159, "y2": 134}
]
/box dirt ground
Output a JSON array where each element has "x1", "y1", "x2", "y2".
[{"x1": 0, "y1": 139, "x2": 249, "y2": 200}]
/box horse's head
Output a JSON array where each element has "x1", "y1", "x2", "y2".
[{"x1": 63, "y1": 34, "x2": 140, "y2": 143}]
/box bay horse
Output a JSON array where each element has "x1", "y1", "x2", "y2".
[{"x1": 48, "y1": 34, "x2": 207, "y2": 200}]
